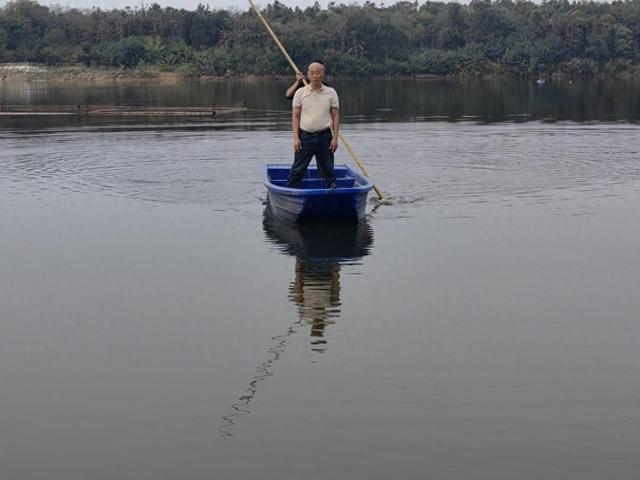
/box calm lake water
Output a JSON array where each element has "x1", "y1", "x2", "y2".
[{"x1": 1, "y1": 79, "x2": 640, "y2": 479}]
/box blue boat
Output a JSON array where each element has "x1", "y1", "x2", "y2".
[{"x1": 263, "y1": 164, "x2": 373, "y2": 222}]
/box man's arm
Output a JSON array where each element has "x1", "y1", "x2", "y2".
[
  {"x1": 293, "y1": 106, "x2": 302, "y2": 152},
  {"x1": 286, "y1": 72, "x2": 304, "y2": 99},
  {"x1": 330, "y1": 107, "x2": 339, "y2": 153}
]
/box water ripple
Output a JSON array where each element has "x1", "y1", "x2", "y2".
[
  {"x1": 347, "y1": 122, "x2": 640, "y2": 208},
  {"x1": 2, "y1": 121, "x2": 640, "y2": 214}
]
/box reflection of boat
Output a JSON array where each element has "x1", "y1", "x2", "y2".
[
  {"x1": 263, "y1": 205, "x2": 373, "y2": 260},
  {"x1": 263, "y1": 164, "x2": 373, "y2": 222}
]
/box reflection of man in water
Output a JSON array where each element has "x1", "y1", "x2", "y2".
[
  {"x1": 263, "y1": 211, "x2": 373, "y2": 353},
  {"x1": 288, "y1": 258, "x2": 341, "y2": 352}
]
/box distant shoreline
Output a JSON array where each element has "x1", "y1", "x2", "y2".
[
  {"x1": 1, "y1": 64, "x2": 638, "y2": 85},
  {"x1": 0, "y1": 64, "x2": 456, "y2": 84},
  {"x1": 0, "y1": 65, "x2": 208, "y2": 84}
]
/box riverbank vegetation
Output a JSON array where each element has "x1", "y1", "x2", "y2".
[{"x1": 2, "y1": 0, "x2": 640, "y2": 78}]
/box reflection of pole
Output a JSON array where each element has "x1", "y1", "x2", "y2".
[
  {"x1": 224, "y1": 210, "x2": 371, "y2": 438},
  {"x1": 219, "y1": 318, "x2": 303, "y2": 438},
  {"x1": 219, "y1": 258, "x2": 344, "y2": 437}
]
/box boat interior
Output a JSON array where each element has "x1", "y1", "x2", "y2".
[{"x1": 268, "y1": 166, "x2": 358, "y2": 189}]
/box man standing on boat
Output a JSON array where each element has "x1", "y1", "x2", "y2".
[{"x1": 287, "y1": 62, "x2": 339, "y2": 189}]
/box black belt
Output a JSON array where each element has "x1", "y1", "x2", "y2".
[{"x1": 301, "y1": 128, "x2": 331, "y2": 136}]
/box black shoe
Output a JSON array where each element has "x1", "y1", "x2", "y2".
[{"x1": 327, "y1": 182, "x2": 336, "y2": 190}]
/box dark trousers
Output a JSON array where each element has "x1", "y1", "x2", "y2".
[{"x1": 287, "y1": 129, "x2": 336, "y2": 187}]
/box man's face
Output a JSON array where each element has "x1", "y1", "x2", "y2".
[{"x1": 307, "y1": 63, "x2": 325, "y2": 84}]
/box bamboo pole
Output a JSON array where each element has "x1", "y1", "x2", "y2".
[{"x1": 248, "y1": 0, "x2": 384, "y2": 200}]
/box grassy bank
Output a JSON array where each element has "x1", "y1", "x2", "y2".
[
  {"x1": 0, "y1": 65, "x2": 196, "y2": 84},
  {"x1": 3, "y1": 63, "x2": 640, "y2": 86}
]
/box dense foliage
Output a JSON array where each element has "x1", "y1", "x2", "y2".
[{"x1": 2, "y1": 0, "x2": 640, "y2": 76}]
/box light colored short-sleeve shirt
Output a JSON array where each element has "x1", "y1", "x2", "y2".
[{"x1": 292, "y1": 85, "x2": 339, "y2": 133}]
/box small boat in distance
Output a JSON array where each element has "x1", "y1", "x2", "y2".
[{"x1": 263, "y1": 164, "x2": 373, "y2": 222}]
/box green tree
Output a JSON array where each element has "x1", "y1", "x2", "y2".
[
  {"x1": 0, "y1": 26, "x2": 8, "y2": 61},
  {"x1": 98, "y1": 36, "x2": 146, "y2": 68},
  {"x1": 3, "y1": 0, "x2": 640, "y2": 77},
  {"x1": 434, "y1": 3, "x2": 467, "y2": 50}
]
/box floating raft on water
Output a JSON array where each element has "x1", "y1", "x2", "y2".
[{"x1": 0, "y1": 104, "x2": 246, "y2": 117}]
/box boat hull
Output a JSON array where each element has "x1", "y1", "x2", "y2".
[{"x1": 264, "y1": 164, "x2": 373, "y2": 222}]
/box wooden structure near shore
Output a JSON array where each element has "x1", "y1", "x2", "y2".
[{"x1": 0, "y1": 104, "x2": 246, "y2": 117}]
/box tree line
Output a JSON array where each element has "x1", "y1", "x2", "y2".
[{"x1": 1, "y1": 0, "x2": 640, "y2": 77}]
